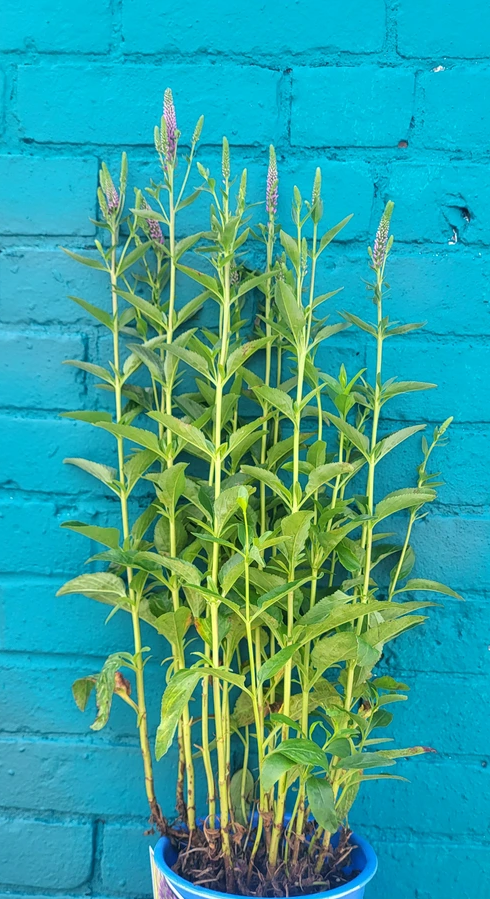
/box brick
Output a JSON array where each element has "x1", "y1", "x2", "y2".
[
  {"x1": 0, "y1": 816, "x2": 93, "y2": 889},
  {"x1": 380, "y1": 339, "x2": 490, "y2": 423},
  {"x1": 0, "y1": 157, "x2": 97, "y2": 236},
  {"x1": 0, "y1": 736, "x2": 206, "y2": 818},
  {"x1": 0, "y1": 248, "x2": 110, "y2": 325},
  {"x1": 0, "y1": 653, "x2": 164, "y2": 737},
  {"x1": 122, "y1": 0, "x2": 385, "y2": 56},
  {"x1": 0, "y1": 71, "x2": 4, "y2": 136},
  {"x1": 0, "y1": 576, "x2": 143, "y2": 657},
  {"x1": 379, "y1": 673, "x2": 490, "y2": 757},
  {"x1": 416, "y1": 68, "x2": 490, "y2": 151},
  {"x1": 383, "y1": 162, "x2": 490, "y2": 245},
  {"x1": 0, "y1": 330, "x2": 87, "y2": 411},
  {"x1": 17, "y1": 64, "x2": 281, "y2": 146},
  {"x1": 318, "y1": 249, "x2": 490, "y2": 336},
  {"x1": 374, "y1": 421, "x2": 490, "y2": 507},
  {"x1": 0, "y1": 0, "x2": 111, "y2": 52},
  {"x1": 351, "y1": 759, "x2": 489, "y2": 836},
  {"x1": 367, "y1": 839, "x2": 490, "y2": 899},
  {"x1": 291, "y1": 68, "x2": 414, "y2": 147},
  {"x1": 384, "y1": 598, "x2": 490, "y2": 676},
  {"x1": 0, "y1": 416, "x2": 113, "y2": 495},
  {"x1": 398, "y1": 0, "x2": 490, "y2": 59},
  {"x1": 280, "y1": 160, "x2": 374, "y2": 241},
  {"x1": 100, "y1": 822, "x2": 154, "y2": 896},
  {"x1": 0, "y1": 500, "x2": 94, "y2": 575},
  {"x1": 409, "y1": 515, "x2": 490, "y2": 594}
]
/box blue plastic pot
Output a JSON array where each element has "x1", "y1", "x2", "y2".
[{"x1": 151, "y1": 830, "x2": 377, "y2": 899}]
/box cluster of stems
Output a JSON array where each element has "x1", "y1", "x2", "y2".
[{"x1": 60, "y1": 93, "x2": 458, "y2": 893}]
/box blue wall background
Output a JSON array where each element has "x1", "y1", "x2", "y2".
[{"x1": 1, "y1": 2, "x2": 490, "y2": 897}]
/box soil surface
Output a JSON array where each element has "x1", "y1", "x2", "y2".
[{"x1": 166, "y1": 822, "x2": 359, "y2": 897}]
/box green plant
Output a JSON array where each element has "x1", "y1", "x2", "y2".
[{"x1": 58, "y1": 91, "x2": 461, "y2": 896}]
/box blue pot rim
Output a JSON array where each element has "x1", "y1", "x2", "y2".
[{"x1": 153, "y1": 831, "x2": 378, "y2": 899}]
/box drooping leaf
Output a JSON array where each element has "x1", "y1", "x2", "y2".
[
  {"x1": 56, "y1": 573, "x2": 127, "y2": 603},
  {"x1": 155, "y1": 668, "x2": 202, "y2": 759},
  {"x1": 72, "y1": 676, "x2": 96, "y2": 711},
  {"x1": 395, "y1": 578, "x2": 463, "y2": 600},
  {"x1": 61, "y1": 520, "x2": 120, "y2": 549},
  {"x1": 306, "y1": 775, "x2": 338, "y2": 832}
]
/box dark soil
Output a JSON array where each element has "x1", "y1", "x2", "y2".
[{"x1": 166, "y1": 821, "x2": 359, "y2": 897}]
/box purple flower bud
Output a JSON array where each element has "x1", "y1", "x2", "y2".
[
  {"x1": 163, "y1": 88, "x2": 177, "y2": 163},
  {"x1": 372, "y1": 200, "x2": 394, "y2": 268},
  {"x1": 142, "y1": 200, "x2": 164, "y2": 244},
  {"x1": 106, "y1": 184, "x2": 119, "y2": 214},
  {"x1": 266, "y1": 145, "x2": 278, "y2": 217}
]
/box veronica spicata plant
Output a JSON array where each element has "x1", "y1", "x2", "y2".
[{"x1": 58, "y1": 91, "x2": 461, "y2": 896}]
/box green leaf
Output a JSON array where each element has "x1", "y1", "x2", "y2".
[
  {"x1": 340, "y1": 311, "x2": 376, "y2": 337},
  {"x1": 258, "y1": 644, "x2": 299, "y2": 685},
  {"x1": 117, "y1": 240, "x2": 152, "y2": 275},
  {"x1": 61, "y1": 520, "x2": 120, "y2": 549},
  {"x1": 306, "y1": 775, "x2": 338, "y2": 832},
  {"x1": 116, "y1": 289, "x2": 165, "y2": 327},
  {"x1": 226, "y1": 338, "x2": 271, "y2": 381},
  {"x1": 148, "y1": 413, "x2": 213, "y2": 456},
  {"x1": 261, "y1": 752, "x2": 298, "y2": 792},
  {"x1": 280, "y1": 511, "x2": 314, "y2": 563},
  {"x1": 63, "y1": 457, "x2": 117, "y2": 488},
  {"x1": 219, "y1": 553, "x2": 245, "y2": 594},
  {"x1": 60, "y1": 410, "x2": 112, "y2": 424},
  {"x1": 124, "y1": 449, "x2": 157, "y2": 493},
  {"x1": 335, "y1": 751, "x2": 396, "y2": 770},
  {"x1": 279, "y1": 738, "x2": 328, "y2": 769},
  {"x1": 280, "y1": 230, "x2": 300, "y2": 270},
  {"x1": 364, "y1": 616, "x2": 427, "y2": 648},
  {"x1": 374, "y1": 425, "x2": 426, "y2": 461},
  {"x1": 311, "y1": 631, "x2": 359, "y2": 673},
  {"x1": 253, "y1": 385, "x2": 295, "y2": 421},
  {"x1": 68, "y1": 296, "x2": 113, "y2": 329},
  {"x1": 176, "y1": 291, "x2": 209, "y2": 327},
  {"x1": 241, "y1": 465, "x2": 291, "y2": 506},
  {"x1": 318, "y1": 214, "x2": 353, "y2": 252},
  {"x1": 72, "y1": 676, "x2": 96, "y2": 711},
  {"x1": 395, "y1": 578, "x2": 463, "y2": 600},
  {"x1": 176, "y1": 264, "x2": 221, "y2": 298},
  {"x1": 63, "y1": 248, "x2": 107, "y2": 270},
  {"x1": 164, "y1": 344, "x2": 211, "y2": 378},
  {"x1": 324, "y1": 413, "x2": 370, "y2": 457},
  {"x1": 275, "y1": 280, "x2": 305, "y2": 335},
  {"x1": 253, "y1": 579, "x2": 308, "y2": 619},
  {"x1": 375, "y1": 488, "x2": 436, "y2": 521},
  {"x1": 96, "y1": 422, "x2": 163, "y2": 456},
  {"x1": 305, "y1": 462, "x2": 353, "y2": 497},
  {"x1": 91, "y1": 654, "x2": 124, "y2": 731},
  {"x1": 174, "y1": 232, "x2": 203, "y2": 261},
  {"x1": 155, "y1": 606, "x2": 192, "y2": 645},
  {"x1": 56, "y1": 573, "x2": 127, "y2": 602},
  {"x1": 236, "y1": 271, "x2": 274, "y2": 298},
  {"x1": 382, "y1": 380, "x2": 437, "y2": 400},
  {"x1": 63, "y1": 360, "x2": 114, "y2": 385},
  {"x1": 155, "y1": 668, "x2": 202, "y2": 759},
  {"x1": 230, "y1": 768, "x2": 254, "y2": 825},
  {"x1": 152, "y1": 463, "x2": 187, "y2": 511},
  {"x1": 214, "y1": 484, "x2": 248, "y2": 534}
]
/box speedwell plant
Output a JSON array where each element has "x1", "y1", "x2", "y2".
[{"x1": 58, "y1": 90, "x2": 460, "y2": 896}]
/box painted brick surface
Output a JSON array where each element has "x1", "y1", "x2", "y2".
[
  {"x1": 397, "y1": 0, "x2": 490, "y2": 59},
  {"x1": 2, "y1": 3, "x2": 489, "y2": 899},
  {"x1": 292, "y1": 67, "x2": 415, "y2": 147},
  {"x1": 18, "y1": 64, "x2": 282, "y2": 145},
  {"x1": 0, "y1": 158, "x2": 97, "y2": 236},
  {"x1": 122, "y1": 0, "x2": 386, "y2": 56},
  {"x1": 0, "y1": 817, "x2": 93, "y2": 889}
]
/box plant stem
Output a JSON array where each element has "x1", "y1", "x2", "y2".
[{"x1": 109, "y1": 227, "x2": 164, "y2": 833}]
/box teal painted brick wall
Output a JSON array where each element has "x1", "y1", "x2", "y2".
[{"x1": 1, "y1": 2, "x2": 489, "y2": 898}]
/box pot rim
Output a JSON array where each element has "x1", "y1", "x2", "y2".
[{"x1": 152, "y1": 831, "x2": 378, "y2": 899}]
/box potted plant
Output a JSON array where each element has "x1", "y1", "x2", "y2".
[{"x1": 57, "y1": 91, "x2": 461, "y2": 898}]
